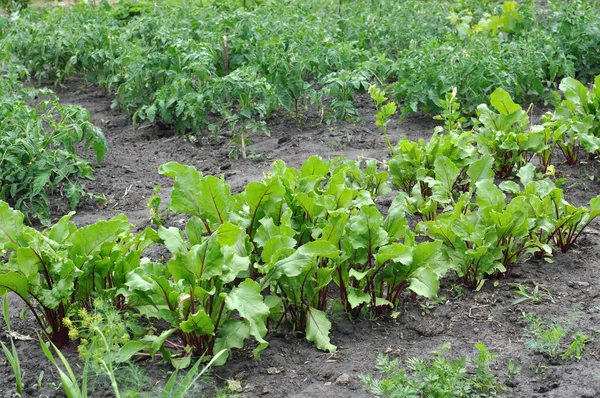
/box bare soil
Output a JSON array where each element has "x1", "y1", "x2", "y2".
[{"x1": 1, "y1": 78, "x2": 600, "y2": 397}]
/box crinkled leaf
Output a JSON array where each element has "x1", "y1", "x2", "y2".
[{"x1": 347, "y1": 286, "x2": 370, "y2": 309}]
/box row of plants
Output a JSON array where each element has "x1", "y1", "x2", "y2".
[
  {"x1": 1, "y1": 0, "x2": 600, "y2": 152},
  {"x1": 2, "y1": 141, "x2": 599, "y2": 370},
  {"x1": 0, "y1": 63, "x2": 107, "y2": 225},
  {"x1": 379, "y1": 76, "x2": 600, "y2": 289}
]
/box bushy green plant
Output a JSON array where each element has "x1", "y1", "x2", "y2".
[
  {"x1": 361, "y1": 343, "x2": 504, "y2": 398},
  {"x1": 0, "y1": 201, "x2": 157, "y2": 346},
  {"x1": 523, "y1": 313, "x2": 589, "y2": 361},
  {"x1": 0, "y1": 0, "x2": 30, "y2": 12},
  {"x1": 0, "y1": 75, "x2": 107, "y2": 224}
]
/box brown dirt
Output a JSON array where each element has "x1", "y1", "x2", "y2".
[{"x1": 1, "y1": 78, "x2": 600, "y2": 397}]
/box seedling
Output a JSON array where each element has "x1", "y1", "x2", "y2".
[
  {"x1": 523, "y1": 313, "x2": 589, "y2": 361},
  {"x1": 562, "y1": 333, "x2": 589, "y2": 361},
  {"x1": 361, "y1": 342, "x2": 504, "y2": 397},
  {"x1": 511, "y1": 283, "x2": 554, "y2": 305},
  {"x1": 369, "y1": 85, "x2": 397, "y2": 156}
]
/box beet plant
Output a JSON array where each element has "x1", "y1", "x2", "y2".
[{"x1": 0, "y1": 201, "x2": 156, "y2": 347}]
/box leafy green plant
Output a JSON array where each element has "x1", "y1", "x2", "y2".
[
  {"x1": 147, "y1": 185, "x2": 166, "y2": 228},
  {"x1": 542, "y1": 75, "x2": 600, "y2": 164},
  {"x1": 523, "y1": 313, "x2": 589, "y2": 361},
  {"x1": 161, "y1": 350, "x2": 226, "y2": 398},
  {"x1": 473, "y1": 88, "x2": 534, "y2": 179},
  {"x1": 511, "y1": 283, "x2": 554, "y2": 305},
  {"x1": 0, "y1": 76, "x2": 107, "y2": 224},
  {"x1": 523, "y1": 314, "x2": 569, "y2": 359},
  {"x1": 215, "y1": 67, "x2": 273, "y2": 159},
  {"x1": 419, "y1": 174, "x2": 548, "y2": 289},
  {"x1": 0, "y1": 201, "x2": 157, "y2": 346},
  {"x1": 40, "y1": 330, "x2": 225, "y2": 398},
  {"x1": 1, "y1": 296, "x2": 24, "y2": 396},
  {"x1": 323, "y1": 69, "x2": 370, "y2": 143},
  {"x1": 501, "y1": 174, "x2": 600, "y2": 254},
  {"x1": 433, "y1": 87, "x2": 467, "y2": 134},
  {"x1": 361, "y1": 342, "x2": 504, "y2": 398},
  {"x1": 0, "y1": 0, "x2": 30, "y2": 12},
  {"x1": 562, "y1": 333, "x2": 589, "y2": 361},
  {"x1": 474, "y1": 1, "x2": 524, "y2": 36},
  {"x1": 369, "y1": 85, "x2": 397, "y2": 156}
]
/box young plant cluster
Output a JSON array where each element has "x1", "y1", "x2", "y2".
[
  {"x1": 0, "y1": 68, "x2": 107, "y2": 224},
  {"x1": 386, "y1": 79, "x2": 600, "y2": 289},
  {"x1": 361, "y1": 343, "x2": 504, "y2": 398},
  {"x1": 1, "y1": 0, "x2": 600, "y2": 152}
]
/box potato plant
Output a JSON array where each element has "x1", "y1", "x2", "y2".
[{"x1": 0, "y1": 71, "x2": 107, "y2": 224}]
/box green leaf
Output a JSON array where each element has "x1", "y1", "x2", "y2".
[
  {"x1": 269, "y1": 252, "x2": 312, "y2": 279},
  {"x1": 375, "y1": 243, "x2": 412, "y2": 266},
  {"x1": 261, "y1": 236, "x2": 296, "y2": 264},
  {"x1": 114, "y1": 340, "x2": 146, "y2": 363},
  {"x1": 216, "y1": 222, "x2": 245, "y2": 247},
  {"x1": 407, "y1": 266, "x2": 440, "y2": 298},
  {"x1": 347, "y1": 287, "x2": 370, "y2": 309},
  {"x1": 305, "y1": 307, "x2": 336, "y2": 352},
  {"x1": 300, "y1": 156, "x2": 329, "y2": 178},
  {"x1": 412, "y1": 241, "x2": 442, "y2": 266},
  {"x1": 297, "y1": 241, "x2": 340, "y2": 259},
  {"x1": 159, "y1": 163, "x2": 231, "y2": 228},
  {"x1": 70, "y1": 215, "x2": 132, "y2": 268},
  {"x1": 434, "y1": 155, "x2": 459, "y2": 193},
  {"x1": 180, "y1": 309, "x2": 215, "y2": 335},
  {"x1": 0, "y1": 272, "x2": 30, "y2": 303},
  {"x1": 0, "y1": 201, "x2": 24, "y2": 250},
  {"x1": 589, "y1": 195, "x2": 600, "y2": 219},
  {"x1": 517, "y1": 164, "x2": 535, "y2": 186},
  {"x1": 467, "y1": 154, "x2": 494, "y2": 187},
  {"x1": 476, "y1": 180, "x2": 506, "y2": 211},
  {"x1": 48, "y1": 212, "x2": 76, "y2": 243},
  {"x1": 225, "y1": 280, "x2": 269, "y2": 348},
  {"x1": 348, "y1": 268, "x2": 370, "y2": 281},
  {"x1": 559, "y1": 77, "x2": 589, "y2": 106},
  {"x1": 213, "y1": 320, "x2": 250, "y2": 366},
  {"x1": 149, "y1": 328, "x2": 176, "y2": 356},
  {"x1": 490, "y1": 88, "x2": 521, "y2": 115}
]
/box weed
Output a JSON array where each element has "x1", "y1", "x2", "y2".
[
  {"x1": 511, "y1": 283, "x2": 554, "y2": 305},
  {"x1": 420, "y1": 296, "x2": 447, "y2": 316},
  {"x1": 147, "y1": 185, "x2": 166, "y2": 227},
  {"x1": 562, "y1": 333, "x2": 589, "y2": 361},
  {"x1": 505, "y1": 359, "x2": 521, "y2": 382},
  {"x1": 523, "y1": 313, "x2": 589, "y2": 361},
  {"x1": 361, "y1": 342, "x2": 504, "y2": 397}
]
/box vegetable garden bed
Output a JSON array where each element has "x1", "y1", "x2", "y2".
[{"x1": 2, "y1": 1, "x2": 600, "y2": 397}]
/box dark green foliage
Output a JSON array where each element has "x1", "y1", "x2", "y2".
[{"x1": 0, "y1": 71, "x2": 107, "y2": 224}]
